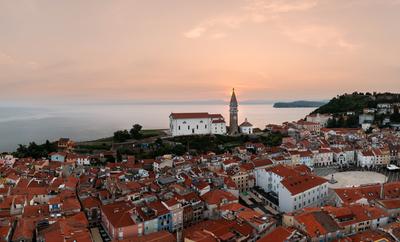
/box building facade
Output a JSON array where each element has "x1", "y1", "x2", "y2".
[
  {"x1": 169, "y1": 113, "x2": 226, "y2": 136},
  {"x1": 255, "y1": 165, "x2": 329, "y2": 213}
]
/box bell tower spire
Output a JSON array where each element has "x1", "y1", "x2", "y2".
[{"x1": 229, "y1": 88, "x2": 239, "y2": 134}]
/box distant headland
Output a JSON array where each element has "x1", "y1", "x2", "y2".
[{"x1": 273, "y1": 100, "x2": 327, "y2": 108}]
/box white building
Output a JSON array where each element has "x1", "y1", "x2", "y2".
[
  {"x1": 361, "y1": 122, "x2": 372, "y2": 131},
  {"x1": 312, "y1": 149, "x2": 334, "y2": 167},
  {"x1": 359, "y1": 113, "x2": 374, "y2": 125},
  {"x1": 357, "y1": 150, "x2": 375, "y2": 168},
  {"x1": 343, "y1": 147, "x2": 356, "y2": 165},
  {"x1": 306, "y1": 113, "x2": 332, "y2": 127},
  {"x1": 279, "y1": 175, "x2": 329, "y2": 213},
  {"x1": 332, "y1": 148, "x2": 347, "y2": 166},
  {"x1": 239, "y1": 118, "x2": 253, "y2": 134},
  {"x1": 169, "y1": 112, "x2": 226, "y2": 136},
  {"x1": 255, "y1": 165, "x2": 329, "y2": 213},
  {"x1": 377, "y1": 103, "x2": 393, "y2": 114}
]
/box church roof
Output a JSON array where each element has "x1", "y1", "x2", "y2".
[
  {"x1": 230, "y1": 89, "x2": 238, "y2": 106},
  {"x1": 240, "y1": 118, "x2": 253, "y2": 127},
  {"x1": 170, "y1": 112, "x2": 224, "y2": 120}
]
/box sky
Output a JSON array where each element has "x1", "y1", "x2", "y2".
[{"x1": 1, "y1": 0, "x2": 400, "y2": 104}]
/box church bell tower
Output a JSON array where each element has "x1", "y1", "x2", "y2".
[{"x1": 229, "y1": 88, "x2": 239, "y2": 134}]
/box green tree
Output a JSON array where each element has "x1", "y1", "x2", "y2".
[
  {"x1": 113, "y1": 130, "x2": 131, "y2": 142},
  {"x1": 155, "y1": 138, "x2": 163, "y2": 146},
  {"x1": 391, "y1": 106, "x2": 400, "y2": 123},
  {"x1": 346, "y1": 115, "x2": 359, "y2": 128},
  {"x1": 130, "y1": 124, "x2": 143, "y2": 139},
  {"x1": 116, "y1": 149, "x2": 123, "y2": 162},
  {"x1": 327, "y1": 118, "x2": 337, "y2": 128}
]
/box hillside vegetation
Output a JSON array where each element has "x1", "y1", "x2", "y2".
[{"x1": 313, "y1": 92, "x2": 400, "y2": 114}]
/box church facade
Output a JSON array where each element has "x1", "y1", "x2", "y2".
[
  {"x1": 169, "y1": 113, "x2": 226, "y2": 136},
  {"x1": 169, "y1": 89, "x2": 250, "y2": 136}
]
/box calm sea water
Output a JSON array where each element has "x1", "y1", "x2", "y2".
[{"x1": 0, "y1": 104, "x2": 315, "y2": 152}]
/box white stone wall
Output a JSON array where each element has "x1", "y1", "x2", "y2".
[
  {"x1": 170, "y1": 117, "x2": 211, "y2": 136},
  {"x1": 240, "y1": 126, "x2": 253, "y2": 134},
  {"x1": 345, "y1": 150, "x2": 355, "y2": 164},
  {"x1": 280, "y1": 182, "x2": 329, "y2": 213},
  {"x1": 306, "y1": 114, "x2": 331, "y2": 127},
  {"x1": 357, "y1": 152, "x2": 375, "y2": 167},
  {"x1": 255, "y1": 169, "x2": 283, "y2": 194},
  {"x1": 211, "y1": 122, "x2": 226, "y2": 135},
  {"x1": 313, "y1": 152, "x2": 334, "y2": 167},
  {"x1": 170, "y1": 117, "x2": 226, "y2": 136}
]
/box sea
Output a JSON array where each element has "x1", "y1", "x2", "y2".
[{"x1": 0, "y1": 104, "x2": 316, "y2": 152}]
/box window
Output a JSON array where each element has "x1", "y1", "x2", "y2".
[
  {"x1": 178, "y1": 126, "x2": 180, "y2": 130},
  {"x1": 197, "y1": 125, "x2": 199, "y2": 129},
  {"x1": 205, "y1": 125, "x2": 207, "y2": 128},
  {"x1": 188, "y1": 126, "x2": 190, "y2": 130}
]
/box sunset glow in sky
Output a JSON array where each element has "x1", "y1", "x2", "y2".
[{"x1": 1, "y1": 0, "x2": 400, "y2": 103}]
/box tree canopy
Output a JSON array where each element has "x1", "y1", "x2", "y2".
[{"x1": 13, "y1": 140, "x2": 57, "y2": 158}]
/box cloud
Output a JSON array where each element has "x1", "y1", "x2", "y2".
[
  {"x1": 0, "y1": 51, "x2": 15, "y2": 65},
  {"x1": 184, "y1": 26, "x2": 207, "y2": 39},
  {"x1": 345, "y1": 0, "x2": 400, "y2": 6},
  {"x1": 245, "y1": 0, "x2": 319, "y2": 13},
  {"x1": 184, "y1": 0, "x2": 319, "y2": 39},
  {"x1": 0, "y1": 51, "x2": 39, "y2": 69},
  {"x1": 184, "y1": 14, "x2": 247, "y2": 39},
  {"x1": 283, "y1": 24, "x2": 357, "y2": 50},
  {"x1": 210, "y1": 32, "x2": 227, "y2": 39}
]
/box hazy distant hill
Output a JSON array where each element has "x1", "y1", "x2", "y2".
[{"x1": 273, "y1": 100, "x2": 327, "y2": 108}]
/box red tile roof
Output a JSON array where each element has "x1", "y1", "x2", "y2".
[
  {"x1": 170, "y1": 112, "x2": 222, "y2": 119},
  {"x1": 257, "y1": 226, "x2": 296, "y2": 242},
  {"x1": 281, "y1": 174, "x2": 327, "y2": 195},
  {"x1": 184, "y1": 219, "x2": 253, "y2": 241},
  {"x1": 201, "y1": 189, "x2": 238, "y2": 205},
  {"x1": 252, "y1": 159, "x2": 273, "y2": 168},
  {"x1": 101, "y1": 201, "x2": 135, "y2": 228},
  {"x1": 377, "y1": 198, "x2": 400, "y2": 209},
  {"x1": 334, "y1": 182, "x2": 400, "y2": 205},
  {"x1": 295, "y1": 210, "x2": 341, "y2": 237},
  {"x1": 120, "y1": 231, "x2": 176, "y2": 242},
  {"x1": 82, "y1": 196, "x2": 101, "y2": 209}
]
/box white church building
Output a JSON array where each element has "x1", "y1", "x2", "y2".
[
  {"x1": 169, "y1": 112, "x2": 226, "y2": 136},
  {"x1": 169, "y1": 89, "x2": 254, "y2": 137}
]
